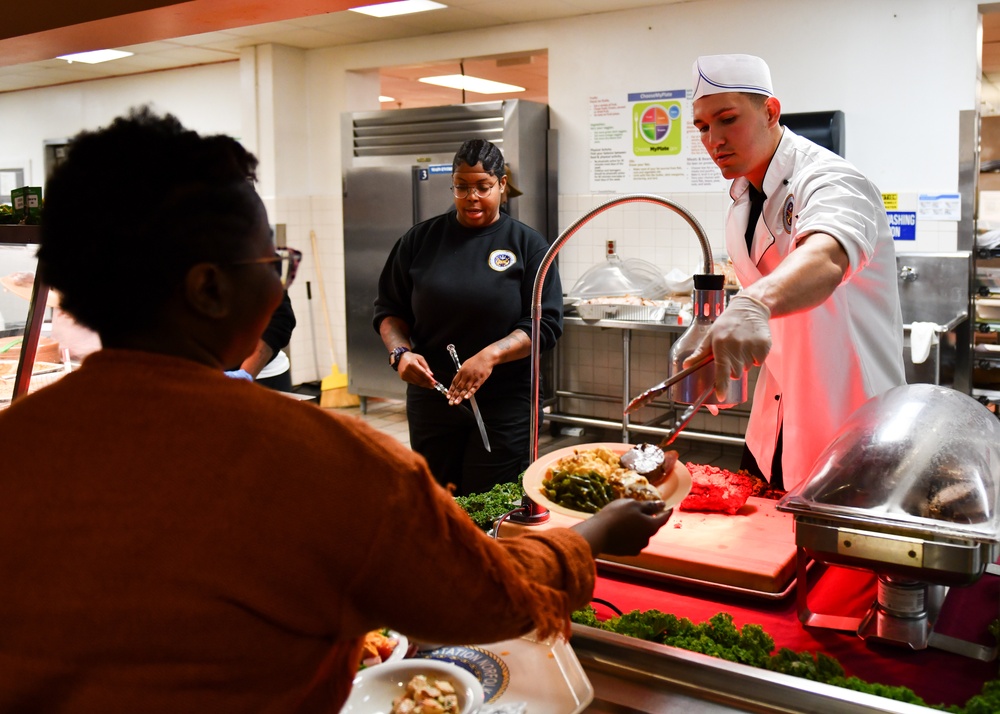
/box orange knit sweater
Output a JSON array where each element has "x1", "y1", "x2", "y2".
[{"x1": 0, "y1": 349, "x2": 595, "y2": 712}]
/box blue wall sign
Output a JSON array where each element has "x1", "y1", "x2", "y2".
[{"x1": 887, "y1": 211, "x2": 917, "y2": 241}]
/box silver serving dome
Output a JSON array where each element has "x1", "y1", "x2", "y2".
[
  {"x1": 779, "y1": 383, "x2": 1000, "y2": 544},
  {"x1": 779, "y1": 384, "x2": 1000, "y2": 656}
]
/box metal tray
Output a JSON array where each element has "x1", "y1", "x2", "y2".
[
  {"x1": 573, "y1": 300, "x2": 682, "y2": 322},
  {"x1": 570, "y1": 625, "x2": 941, "y2": 713},
  {"x1": 595, "y1": 557, "x2": 803, "y2": 601}
]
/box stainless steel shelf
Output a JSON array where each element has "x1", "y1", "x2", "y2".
[
  {"x1": 564, "y1": 314, "x2": 687, "y2": 333},
  {"x1": 554, "y1": 314, "x2": 746, "y2": 447},
  {"x1": 0, "y1": 224, "x2": 41, "y2": 244},
  {"x1": 0, "y1": 225, "x2": 48, "y2": 404}
]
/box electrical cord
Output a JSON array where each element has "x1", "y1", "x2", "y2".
[
  {"x1": 590, "y1": 597, "x2": 623, "y2": 617},
  {"x1": 491, "y1": 506, "x2": 528, "y2": 539}
]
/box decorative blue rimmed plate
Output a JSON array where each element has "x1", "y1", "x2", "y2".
[{"x1": 414, "y1": 644, "x2": 511, "y2": 703}]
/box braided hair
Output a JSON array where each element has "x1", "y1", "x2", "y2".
[{"x1": 452, "y1": 139, "x2": 505, "y2": 177}]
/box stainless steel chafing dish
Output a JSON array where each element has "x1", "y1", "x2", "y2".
[{"x1": 777, "y1": 384, "x2": 1000, "y2": 660}]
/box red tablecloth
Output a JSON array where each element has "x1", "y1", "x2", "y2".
[{"x1": 591, "y1": 563, "x2": 999, "y2": 709}]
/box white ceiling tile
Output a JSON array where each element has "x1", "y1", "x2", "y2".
[
  {"x1": 164, "y1": 30, "x2": 252, "y2": 47},
  {"x1": 142, "y1": 46, "x2": 240, "y2": 64},
  {"x1": 222, "y1": 22, "x2": 307, "y2": 39},
  {"x1": 117, "y1": 40, "x2": 190, "y2": 54},
  {"x1": 240, "y1": 27, "x2": 359, "y2": 50}
]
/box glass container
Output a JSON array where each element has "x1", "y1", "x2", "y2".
[
  {"x1": 668, "y1": 273, "x2": 746, "y2": 407},
  {"x1": 566, "y1": 241, "x2": 668, "y2": 300}
]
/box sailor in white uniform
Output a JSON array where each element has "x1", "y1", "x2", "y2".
[{"x1": 687, "y1": 53, "x2": 905, "y2": 491}]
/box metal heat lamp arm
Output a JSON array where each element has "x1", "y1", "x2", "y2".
[{"x1": 512, "y1": 194, "x2": 713, "y2": 525}]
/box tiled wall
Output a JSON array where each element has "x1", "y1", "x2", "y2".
[
  {"x1": 556, "y1": 192, "x2": 731, "y2": 290},
  {"x1": 261, "y1": 194, "x2": 346, "y2": 387},
  {"x1": 555, "y1": 190, "x2": 959, "y2": 290}
]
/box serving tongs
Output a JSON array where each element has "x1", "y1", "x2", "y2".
[
  {"x1": 660, "y1": 383, "x2": 714, "y2": 447},
  {"x1": 624, "y1": 354, "x2": 713, "y2": 414}
]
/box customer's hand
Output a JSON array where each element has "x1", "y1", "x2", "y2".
[
  {"x1": 572, "y1": 498, "x2": 672, "y2": 557},
  {"x1": 684, "y1": 294, "x2": 771, "y2": 400}
]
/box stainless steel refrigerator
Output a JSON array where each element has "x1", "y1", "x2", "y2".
[{"x1": 342, "y1": 100, "x2": 554, "y2": 410}]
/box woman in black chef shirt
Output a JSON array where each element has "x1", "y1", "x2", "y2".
[{"x1": 374, "y1": 139, "x2": 562, "y2": 496}]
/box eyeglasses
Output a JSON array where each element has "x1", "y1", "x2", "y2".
[
  {"x1": 451, "y1": 180, "x2": 498, "y2": 199},
  {"x1": 228, "y1": 247, "x2": 302, "y2": 289}
]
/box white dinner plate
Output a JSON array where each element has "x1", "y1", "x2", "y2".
[{"x1": 522, "y1": 442, "x2": 692, "y2": 520}]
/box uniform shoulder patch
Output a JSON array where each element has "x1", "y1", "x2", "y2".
[
  {"x1": 488, "y1": 249, "x2": 517, "y2": 271},
  {"x1": 783, "y1": 194, "x2": 795, "y2": 233}
]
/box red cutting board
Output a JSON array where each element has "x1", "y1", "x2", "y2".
[{"x1": 498, "y1": 496, "x2": 797, "y2": 594}]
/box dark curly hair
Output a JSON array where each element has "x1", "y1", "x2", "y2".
[
  {"x1": 452, "y1": 139, "x2": 505, "y2": 177},
  {"x1": 38, "y1": 106, "x2": 262, "y2": 341}
]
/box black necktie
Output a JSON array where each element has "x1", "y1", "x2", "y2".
[{"x1": 744, "y1": 185, "x2": 766, "y2": 255}]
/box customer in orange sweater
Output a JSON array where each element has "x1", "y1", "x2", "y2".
[{"x1": 0, "y1": 107, "x2": 671, "y2": 713}]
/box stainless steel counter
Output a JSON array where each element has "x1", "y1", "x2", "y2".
[{"x1": 572, "y1": 626, "x2": 937, "y2": 713}]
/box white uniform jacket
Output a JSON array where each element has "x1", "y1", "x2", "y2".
[{"x1": 726, "y1": 128, "x2": 905, "y2": 490}]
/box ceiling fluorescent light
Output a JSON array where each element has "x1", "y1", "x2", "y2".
[
  {"x1": 350, "y1": 1, "x2": 447, "y2": 18},
  {"x1": 418, "y1": 74, "x2": 525, "y2": 94},
  {"x1": 57, "y1": 49, "x2": 133, "y2": 65},
  {"x1": 379, "y1": 95, "x2": 396, "y2": 102}
]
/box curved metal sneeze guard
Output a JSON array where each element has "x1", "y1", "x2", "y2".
[{"x1": 512, "y1": 194, "x2": 713, "y2": 524}]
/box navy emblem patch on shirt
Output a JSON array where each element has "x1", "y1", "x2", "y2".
[
  {"x1": 488, "y1": 249, "x2": 517, "y2": 271},
  {"x1": 783, "y1": 194, "x2": 795, "y2": 233}
]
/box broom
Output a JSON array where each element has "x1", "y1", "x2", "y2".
[{"x1": 310, "y1": 229, "x2": 359, "y2": 408}]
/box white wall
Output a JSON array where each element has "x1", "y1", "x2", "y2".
[
  {"x1": 0, "y1": 62, "x2": 241, "y2": 186},
  {"x1": 0, "y1": 0, "x2": 983, "y2": 394},
  {"x1": 546, "y1": 0, "x2": 979, "y2": 196}
]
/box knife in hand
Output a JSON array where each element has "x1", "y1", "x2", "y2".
[{"x1": 446, "y1": 344, "x2": 491, "y2": 453}]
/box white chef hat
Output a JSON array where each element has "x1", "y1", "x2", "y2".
[{"x1": 692, "y1": 54, "x2": 773, "y2": 101}]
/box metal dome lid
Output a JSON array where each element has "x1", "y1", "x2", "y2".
[{"x1": 777, "y1": 384, "x2": 1000, "y2": 542}]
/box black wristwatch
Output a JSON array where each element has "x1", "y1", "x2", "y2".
[{"x1": 389, "y1": 346, "x2": 410, "y2": 371}]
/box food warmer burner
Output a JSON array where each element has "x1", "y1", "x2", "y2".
[{"x1": 777, "y1": 383, "x2": 1000, "y2": 660}]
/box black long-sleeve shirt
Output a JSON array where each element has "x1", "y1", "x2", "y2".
[
  {"x1": 261, "y1": 292, "x2": 296, "y2": 354},
  {"x1": 373, "y1": 212, "x2": 562, "y2": 397}
]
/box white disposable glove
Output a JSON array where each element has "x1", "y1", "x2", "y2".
[{"x1": 685, "y1": 294, "x2": 771, "y2": 399}]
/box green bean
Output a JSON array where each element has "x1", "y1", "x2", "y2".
[{"x1": 544, "y1": 469, "x2": 615, "y2": 513}]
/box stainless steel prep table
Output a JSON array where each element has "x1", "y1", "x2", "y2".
[{"x1": 548, "y1": 315, "x2": 748, "y2": 446}]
